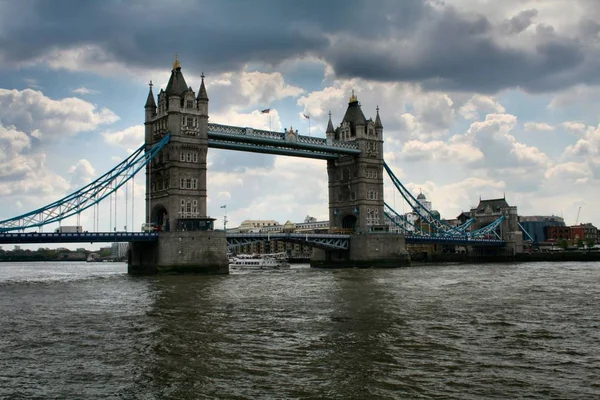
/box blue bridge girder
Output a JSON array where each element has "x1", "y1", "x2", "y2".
[
  {"x1": 0, "y1": 232, "x2": 158, "y2": 245},
  {"x1": 207, "y1": 123, "x2": 361, "y2": 159},
  {"x1": 405, "y1": 234, "x2": 505, "y2": 246},
  {"x1": 226, "y1": 232, "x2": 350, "y2": 250}
]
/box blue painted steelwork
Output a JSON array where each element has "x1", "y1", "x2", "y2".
[
  {"x1": 0, "y1": 134, "x2": 171, "y2": 232},
  {"x1": 383, "y1": 203, "x2": 428, "y2": 235},
  {"x1": 405, "y1": 234, "x2": 504, "y2": 246},
  {"x1": 469, "y1": 216, "x2": 505, "y2": 239},
  {"x1": 227, "y1": 232, "x2": 350, "y2": 250},
  {"x1": 457, "y1": 218, "x2": 476, "y2": 232},
  {"x1": 0, "y1": 232, "x2": 158, "y2": 244},
  {"x1": 518, "y1": 221, "x2": 535, "y2": 242},
  {"x1": 384, "y1": 162, "x2": 505, "y2": 239},
  {"x1": 207, "y1": 123, "x2": 360, "y2": 159},
  {"x1": 383, "y1": 162, "x2": 465, "y2": 235}
]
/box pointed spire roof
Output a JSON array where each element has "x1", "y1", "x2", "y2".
[
  {"x1": 375, "y1": 105, "x2": 383, "y2": 128},
  {"x1": 341, "y1": 90, "x2": 367, "y2": 133},
  {"x1": 326, "y1": 111, "x2": 335, "y2": 134},
  {"x1": 197, "y1": 72, "x2": 208, "y2": 101},
  {"x1": 145, "y1": 81, "x2": 156, "y2": 109},
  {"x1": 165, "y1": 55, "x2": 189, "y2": 97}
]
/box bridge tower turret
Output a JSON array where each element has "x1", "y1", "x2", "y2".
[
  {"x1": 144, "y1": 81, "x2": 157, "y2": 144},
  {"x1": 327, "y1": 92, "x2": 385, "y2": 234},
  {"x1": 143, "y1": 57, "x2": 213, "y2": 232}
]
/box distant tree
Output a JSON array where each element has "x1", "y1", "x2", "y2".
[
  {"x1": 586, "y1": 238, "x2": 595, "y2": 248},
  {"x1": 99, "y1": 248, "x2": 113, "y2": 257},
  {"x1": 558, "y1": 239, "x2": 569, "y2": 250},
  {"x1": 577, "y1": 239, "x2": 585, "y2": 248}
]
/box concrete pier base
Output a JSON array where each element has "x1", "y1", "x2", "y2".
[
  {"x1": 311, "y1": 233, "x2": 410, "y2": 268},
  {"x1": 128, "y1": 231, "x2": 229, "y2": 275}
]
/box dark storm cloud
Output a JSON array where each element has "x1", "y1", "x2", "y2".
[{"x1": 0, "y1": 0, "x2": 598, "y2": 93}]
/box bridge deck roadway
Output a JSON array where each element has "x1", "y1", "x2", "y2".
[
  {"x1": 0, "y1": 232, "x2": 158, "y2": 244},
  {"x1": 0, "y1": 232, "x2": 505, "y2": 247}
]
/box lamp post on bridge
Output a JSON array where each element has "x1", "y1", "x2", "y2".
[{"x1": 221, "y1": 204, "x2": 227, "y2": 231}]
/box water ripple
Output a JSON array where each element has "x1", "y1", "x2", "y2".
[{"x1": 0, "y1": 261, "x2": 599, "y2": 399}]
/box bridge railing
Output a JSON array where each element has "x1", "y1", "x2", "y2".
[{"x1": 208, "y1": 123, "x2": 359, "y2": 150}]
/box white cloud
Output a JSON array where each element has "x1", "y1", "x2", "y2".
[
  {"x1": 399, "y1": 140, "x2": 484, "y2": 163},
  {"x1": 72, "y1": 87, "x2": 99, "y2": 95},
  {"x1": 0, "y1": 88, "x2": 119, "y2": 140},
  {"x1": 0, "y1": 121, "x2": 31, "y2": 161},
  {"x1": 524, "y1": 122, "x2": 554, "y2": 131},
  {"x1": 68, "y1": 159, "x2": 96, "y2": 188},
  {"x1": 0, "y1": 132, "x2": 70, "y2": 204},
  {"x1": 562, "y1": 121, "x2": 587, "y2": 134},
  {"x1": 459, "y1": 94, "x2": 505, "y2": 120},
  {"x1": 544, "y1": 162, "x2": 590, "y2": 184},
  {"x1": 297, "y1": 78, "x2": 456, "y2": 142},
  {"x1": 239, "y1": 71, "x2": 304, "y2": 107},
  {"x1": 549, "y1": 85, "x2": 600, "y2": 110},
  {"x1": 103, "y1": 125, "x2": 144, "y2": 152}
]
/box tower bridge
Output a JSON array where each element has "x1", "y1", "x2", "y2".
[{"x1": 0, "y1": 58, "x2": 521, "y2": 273}]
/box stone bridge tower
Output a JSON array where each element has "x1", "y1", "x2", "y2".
[
  {"x1": 326, "y1": 92, "x2": 385, "y2": 234},
  {"x1": 131, "y1": 57, "x2": 227, "y2": 275},
  {"x1": 143, "y1": 57, "x2": 213, "y2": 232}
]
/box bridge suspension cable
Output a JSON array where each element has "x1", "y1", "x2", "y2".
[
  {"x1": 383, "y1": 161, "x2": 505, "y2": 239},
  {"x1": 383, "y1": 161, "x2": 466, "y2": 236},
  {"x1": 0, "y1": 133, "x2": 171, "y2": 232}
]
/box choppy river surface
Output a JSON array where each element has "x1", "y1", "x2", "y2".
[{"x1": 1, "y1": 261, "x2": 599, "y2": 399}]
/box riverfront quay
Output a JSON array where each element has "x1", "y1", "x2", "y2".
[{"x1": 1, "y1": 261, "x2": 598, "y2": 399}]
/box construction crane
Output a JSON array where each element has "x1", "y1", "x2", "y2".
[{"x1": 575, "y1": 206, "x2": 581, "y2": 225}]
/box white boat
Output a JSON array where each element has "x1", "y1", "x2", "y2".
[{"x1": 229, "y1": 252, "x2": 290, "y2": 269}]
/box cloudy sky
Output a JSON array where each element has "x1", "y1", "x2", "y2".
[{"x1": 1, "y1": 0, "x2": 600, "y2": 239}]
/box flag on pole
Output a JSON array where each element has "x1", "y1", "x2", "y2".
[
  {"x1": 220, "y1": 205, "x2": 226, "y2": 209},
  {"x1": 303, "y1": 113, "x2": 310, "y2": 119},
  {"x1": 261, "y1": 108, "x2": 270, "y2": 114}
]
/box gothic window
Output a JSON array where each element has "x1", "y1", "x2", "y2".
[
  {"x1": 366, "y1": 208, "x2": 380, "y2": 226},
  {"x1": 186, "y1": 178, "x2": 192, "y2": 189},
  {"x1": 193, "y1": 152, "x2": 198, "y2": 163},
  {"x1": 187, "y1": 100, "x2": 194, "y2": 109},
  {"x1": 187, "y1": 117, "x2": 193, "y2": 127},
  {"x1": 186, "y1": 201, "x2": 192, "y2": 214},
  {"x1": 193, "y1": 118, "x2": 197, "y2": 127},
  {"x1": 192, "y1": 179, "x2": 197, "y2": 189},
  {"x1": 180, "y1": 152, "x2": 185, "y2": 162},
  {"x1": 342, "y1": 168, "x2": 350, "y2": 182},
  {"x1": 180, "y1": 200, "x2": 185, "y2": 214},
  {"x1": 186, "y1": 152, "x2": 192, "y2": 162},
  {"x1": 180, "y1": 178, "x2": 185, "y2": 189},
  {"x1": 192, "y1": 200, "x2": 198, "y2": 214}
]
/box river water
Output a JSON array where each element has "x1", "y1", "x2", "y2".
[{"x1": 1, "y1": 261, "x2": 599, "y2": 399}]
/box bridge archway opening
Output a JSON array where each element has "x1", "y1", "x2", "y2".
[
  {"x1": 342, "y1": 215, "x2": 357, "y2": 232},
  {"x1": 151, "y1": 204, "x2": 169, "y2": 232}
]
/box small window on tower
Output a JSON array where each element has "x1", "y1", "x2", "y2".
[
  {"x1": 187, "y1": 100, "x2": 194, "y2": 109},
  {"x1": 187, "y1": 117, "x2": 193, "y2": 127}
]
